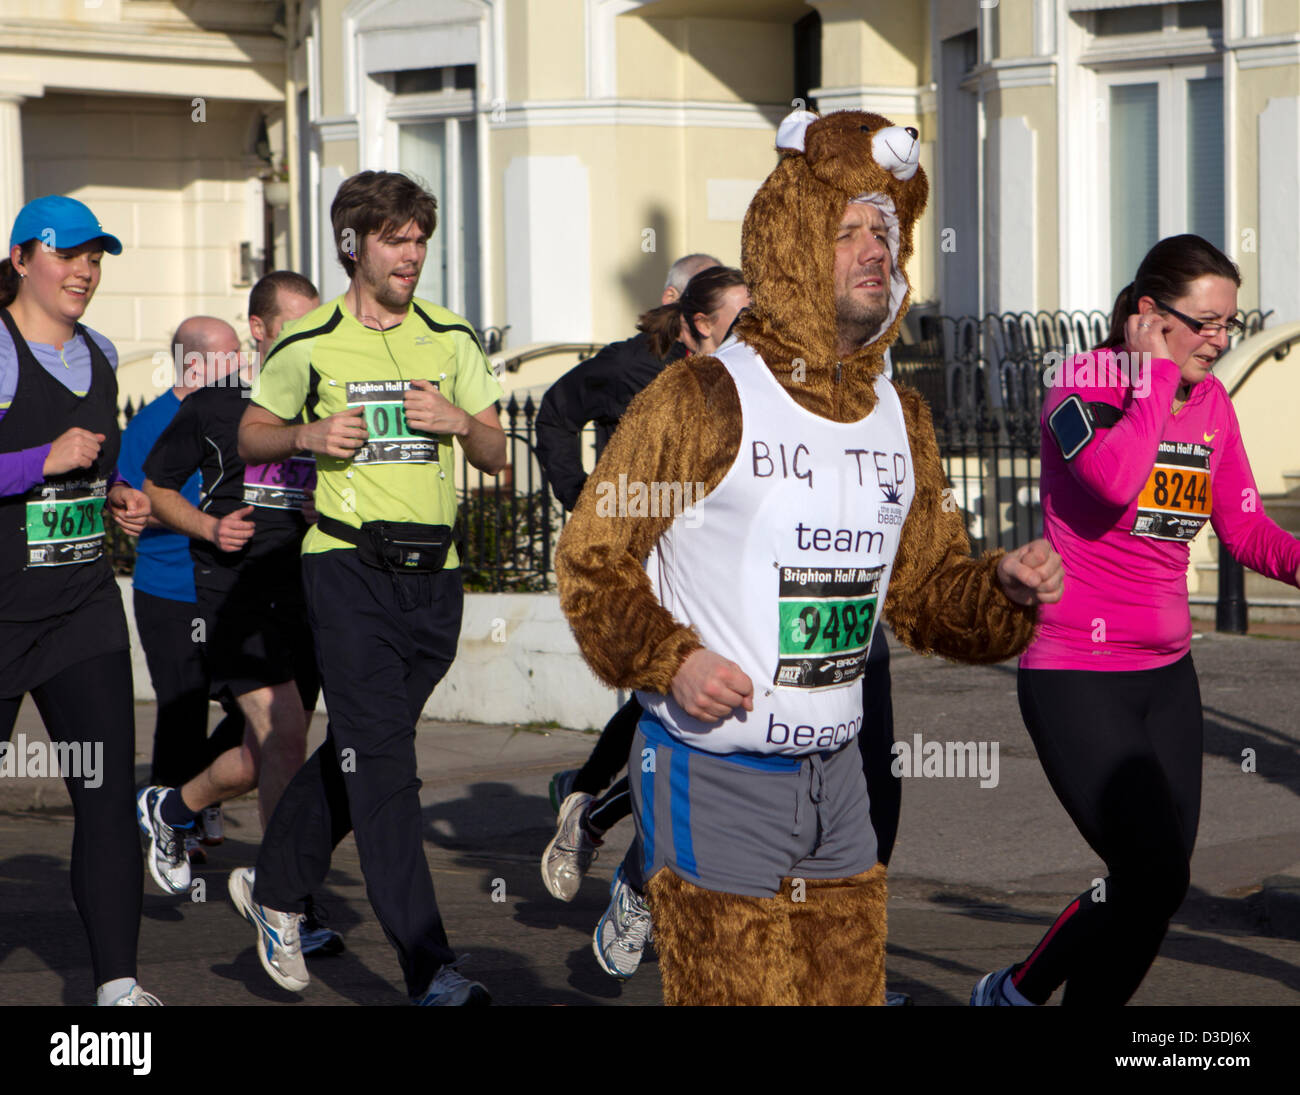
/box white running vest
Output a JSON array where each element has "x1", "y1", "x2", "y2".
[{"x1": 637, "y1": 339, "x2": 915, "y2": 756}]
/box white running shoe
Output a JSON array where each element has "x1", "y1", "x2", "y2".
[
  {"x1": 135, "y1": 786, "x2": 193, "y2": 895},
  {"x1": 411, "y1": 957, "x2": 491, "y2": 1006},
  {"x1": 541, "y1": 791, "x2": 599, "y2": 902},
  {"x1": 185, "y1": 834, "x2": 206, "y2": 865},
  {"x1": 227, "y1": 867, "x2": 308, "y2": 992},
  {"x1": 200, "y1": 805, "x2": 224, "y2": 846},
  {"x1": 110, "y1": 985, "x2": 162, "y2": 1006},
  {"x1": 593, "y1": 867, "x2": 652, "y2": 980}
]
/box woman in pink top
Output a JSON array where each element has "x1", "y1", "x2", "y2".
[{"x1": 972, "y1": 235, "x2": 1300, "y2": 1007}]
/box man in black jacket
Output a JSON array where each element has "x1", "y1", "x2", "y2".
[{"x1": 533, "y1": 253, "x2": 719, "y2": 510}]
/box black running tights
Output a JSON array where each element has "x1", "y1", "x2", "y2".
[
  {"x1": 0, "y1": 650, "x2": 142, "y2": 986},
  {"x1": 1013, "y1": 654, "x2": 1202, "y2": 1006}
]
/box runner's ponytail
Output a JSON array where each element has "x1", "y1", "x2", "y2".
[{"x1": 0, "y1": 242, "x2": 35, "y2": 309}]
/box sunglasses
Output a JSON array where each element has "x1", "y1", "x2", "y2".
[{"x1": 1152, "y1": 299, "x2": 1245, "y2": 338}]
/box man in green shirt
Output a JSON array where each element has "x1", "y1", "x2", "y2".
[{"x1": 228, "y1": 171, "x2": 505, "y2": 1005}]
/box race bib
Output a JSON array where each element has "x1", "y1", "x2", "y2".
[
  {"x1": 774, "y1": 564, "x2": 882, "y2": 689},
  {"x1": 346, "y1": 380, "x2": 440, "y2": 465},
  {"x1": 25, "y1": 477, "x2": 107, "y2": 567},
  {"x1": 1132, "y1": 440, "x2": 1213, "y2": 542},
  {"x1": 243, "y1": 456, "x2": 317, "y2": 510}
]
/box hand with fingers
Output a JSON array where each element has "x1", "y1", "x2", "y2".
[
  {"x1": 44, "y1": 428, "x2": 105, "y2": 476},
  {"x1": 105, "y1": 483, "x2": 151, "y2": 536},
  {"x1": 670, "y1": 649, "x2": 755, "y2": 724},
  {"x1": 1125, "y1": 311, "x2": 1174, "y2": 362},
  {"x1": 210, "y1": 505, "x2": 256, "y2": 553},
  {"x1": 997, "y1": 538, "x2": 1063, "y2": 606},
  {"x1": 297, "y1": 407, "x2": 368, "y2": 459},
  {"x1": 403, "y1": 379, "x2": 469, "y2": 436}
]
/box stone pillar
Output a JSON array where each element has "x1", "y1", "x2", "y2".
[{"x1": 0, "y1": 93, "x2": 26, "y2": 245}]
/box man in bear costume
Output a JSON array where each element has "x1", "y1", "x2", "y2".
[{"x1": 556, "y1": 110, "x2": 1062, "y2": 1006}]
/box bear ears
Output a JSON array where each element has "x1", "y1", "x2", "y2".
[{"x1": 776, "y1": 109, "x2": 820, "y2": 153}]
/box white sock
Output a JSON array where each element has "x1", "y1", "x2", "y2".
[
  {"x1": 96, "y1": 977, "x2": 137, "y2": 1006},
  {"x1": 1002, "y1": 972, "x2": 1035, "y2": 1007}
]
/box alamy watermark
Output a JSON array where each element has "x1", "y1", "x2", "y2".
[
  {"x1": 891, "y1": 732, "x2": 999, "y2": 788},
  {"x1": 0, "y1": 734, "x2": 102, "y2": 788},
  {"x1": 1042, "y1": 351, "x2": 1153, "y2": 400},
  {"x1": 594, "y1": 474, "x2": 706, "y2": 527}
]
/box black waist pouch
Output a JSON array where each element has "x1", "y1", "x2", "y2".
[{"x1": 318, "y1": 515, "x2": 452, "y2": 574}]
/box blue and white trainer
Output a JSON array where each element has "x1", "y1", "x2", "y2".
[
  {"x1": 227, "y1": 867, "x2": 308, "y2": 992},
  {"x1": 136, "y1": 786, "x2": 192, "y2": 895},
  {"x1": 301, "y1": 900, "x2": 345, "y2": 958},
  {"x1": 971, "y1": 965, "x2": 1018, "y2": 1006},
  {"x1": 593, "y1": 867, "x2": 652, "y2": 980},
  {"x1": 412, "y1": 958, "x2": 491, "y2": 1006}
]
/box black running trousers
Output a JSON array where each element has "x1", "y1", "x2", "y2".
[
  {"x1": 254, "y1": 549, "x2": 461, "y2": 997},
  {"x1": 0, "y1": 650, "x2": 141, "y2": 987},
  {"x1": 1013, "y1": 653, "x2": 1203, "y2": 1005},
  {"x1": 132, "y1": 587, "x2": 244, "y2": 786}
]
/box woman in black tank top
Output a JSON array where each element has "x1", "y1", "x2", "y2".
[{"x1": 0, "y1": 195, "x2": 159, "y2": 1005}]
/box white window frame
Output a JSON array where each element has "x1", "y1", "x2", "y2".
[
  {"x1": 385, "y1": 82, "x2": 480, "y2": 325},
  {"x1": 1079, "y1": 4, "x2": 1224, "y2": 302}
]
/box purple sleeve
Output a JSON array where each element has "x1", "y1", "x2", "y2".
[
  {"x1": 0, "y1": 444, "x2": 51, "y2": 498},
  {"x1": 1050, "y1": 355, "x2": 1183, "y2": 508},
  {"x1": 1209, "y1": 407, "x2": 1300, "y2": 587}
]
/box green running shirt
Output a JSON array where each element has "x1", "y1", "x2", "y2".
[{"x1": 250, "y1": 295, "x2": 504, "y2": 566}]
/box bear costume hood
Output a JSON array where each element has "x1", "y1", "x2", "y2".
[{"x1": 733, "y1": 109, "x2": 929, "y2": 416}]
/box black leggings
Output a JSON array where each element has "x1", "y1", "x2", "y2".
[
  {"x1": 1013, "y1": 654, "x2": 1202, "y2": 1005},
  {"x1": 0, "y1": 650, "x2": 142, "y2": 986},
  {"x1": 579, "y1": 629, "x2": 900, "y2": 866}
]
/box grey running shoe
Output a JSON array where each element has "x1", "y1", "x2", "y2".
[
  {"x1": 227, "y1": 867, "x2": 308, "y2": 992},
  {"x1": 135, "y1": 786, "x2": 193, "y2": 895},
  {"x1": 200, "y1": 805, "x2": 224, "y2": 846},
  {"x1": 593, "y1": 867, "x2": 652, "y2": 980},
  {"x1": 971, "y1": 965, "x2": 1017, "y2": 1006},
  {"x1": 412, "y1": 958, "x2": 491, "y2": 1006},
  {"x1": 541, "y1": 791, "x2": 598, "y2": 902}
]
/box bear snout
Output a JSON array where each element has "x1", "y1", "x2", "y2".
[{"x1": 871, "y1": 126, "x2": 921, "y2": 181}]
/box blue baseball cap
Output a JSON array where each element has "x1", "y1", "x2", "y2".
[{"x1": 9, "y1": 195, "x2": 122, "y2": 255}]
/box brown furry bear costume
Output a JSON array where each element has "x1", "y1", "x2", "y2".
[{"x1": 556, "y1": 110, "x2": 1038, "y2": 1005}]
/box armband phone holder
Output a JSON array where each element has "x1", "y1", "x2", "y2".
[{"x1": 1048, "y1": 394, "x2": 1094, "y2": 462}]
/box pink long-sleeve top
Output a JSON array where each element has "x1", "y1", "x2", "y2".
[{"x1": 1022, "y1": 349, "x2": 1300, "y2": 671}]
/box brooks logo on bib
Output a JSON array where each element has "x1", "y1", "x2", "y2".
[
  {"x1": 637, "y1": 340, "x2": 914, "y2": 756},
  {"x1": 346, "y1": 380, "x2": 439, "y2": 465}
]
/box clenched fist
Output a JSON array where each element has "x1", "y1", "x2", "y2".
[
  {"x1": 296, "y1": 407, "x2": 368, "y2": 459},
  {"x1": 105, "y1": 483, "x2": 150, "y2": 537},
  {"x1": 44, "y1": 428, "x2": 105, "y2": 476},
  {"x1": 670, "y1": 648, "x2": 755, "y2": 723},
  {"x1": 997, "y1": 538, "x2": 1063, "y2": 606}
]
